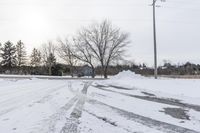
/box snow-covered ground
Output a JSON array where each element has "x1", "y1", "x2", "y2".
[
  {"x1": 0, "y1": 71, "x2": 200, "y2": 133},
  {"x1": 104, "y1": 71, "x2": 200, "y2": 105}
]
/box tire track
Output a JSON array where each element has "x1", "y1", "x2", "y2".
[
  {"x1": 34, "y1": 95, "x2": 79, "y2": 133},
  {"x1": 94, "y1": 85, "x2": 200, "y2": 112},
  {"x1": 60, "y1": 82, "x2": 92, "y2": 133},
  {"x1": 83, "y1": 110, "x2": 140, "y2": 133},
  {"x1": 0, "y1": 84, "x2": 67, "y2": 117},
  {"x1": 87, "y1": 99, "x2": 199, "y2": 133}
]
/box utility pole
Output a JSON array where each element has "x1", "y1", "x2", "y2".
[
  {"x1": 153, "y1": 0, "x2": 158, "y2": 79},
  {"x1": 152, "y1": 0, "x2": 166, "y2": 79}
]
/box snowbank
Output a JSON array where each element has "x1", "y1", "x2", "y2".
[
  {"x1": 111, "y1": 70, "x2": 144, "y2": 80},
  {"x1": 106, "y1": 70, "x2": 200, "y2": 100}
]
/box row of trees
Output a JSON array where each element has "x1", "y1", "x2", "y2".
[
  {"x1": 0, "y1": 20, "x2": 130, "y2": 78},
  {"x1": 0, "y1": 41, "x2": 56, "y2": 75},
  {"x1": 0, "y1": 40, "x2": 43, "y2": 68},
  {"x1": 0, "y1": 40, "x2": 27, "y2": 67}
]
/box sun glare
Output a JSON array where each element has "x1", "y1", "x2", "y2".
[{"x1": 18, "y1": 10, "x2": 50, "y2": 37}]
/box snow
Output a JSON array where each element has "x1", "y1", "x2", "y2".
[
  {"x1": 0, "y1": 79, "x2": 81, "y2": 133},
  {"x1": 0, "y1": 72, "x2": 200, "y2": 133},
  {"x1": 110, "y1": 70, "x2": 144, "y2": 80},
  {"x1": 80, "y1": 102, "x2": 163, "y2": 133},
  {"x1": 87, "y1": 86, "x2": 200, "y2": 132},
  {"x1": 107, "y1": 70, "x2": 200, "y2": 99}
]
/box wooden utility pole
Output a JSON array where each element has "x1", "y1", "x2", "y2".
[{"x1": 153, "y1": 0, "x2": 158, "y2": 79}]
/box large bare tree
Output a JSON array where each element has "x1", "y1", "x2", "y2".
[{"x1": 77, "y1": 20, "x2": 130, "y2": 78}]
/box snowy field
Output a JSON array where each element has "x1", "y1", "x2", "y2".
[{"x1": 0, "y1": 71, "x2": 200, "y2": 133}]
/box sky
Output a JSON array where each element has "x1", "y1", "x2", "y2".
[{"x1": 0, "y1": 0, "x2": 200, "y2": 66}]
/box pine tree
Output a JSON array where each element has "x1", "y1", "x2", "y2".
[
  {"x1": 0, "y1": 41, "x2": 17, "y2": 68},
  {"x1": 16, "y1": 40, "x2": 27, "y2": 66},
  {"x1": 30, "y1": 48, "x2": 42, "y2": 67},
  {"x1": 0, "y1": 43, "x2": 2, "y2": 66}
]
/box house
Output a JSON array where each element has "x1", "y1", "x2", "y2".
[{"x1": 75, "y1": 65, "x2": 94, "y2": 77}]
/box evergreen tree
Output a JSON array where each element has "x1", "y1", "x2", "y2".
[
  {"x1": 0, "y1": 43, "x2": 2, "y2": 66},
  {"x1": 0, "y1": 43, "x2": 2, "y2": 60},
  {"x1": 0, "y1": 41, "x2": 17, "y2": 68},
  {"x1": 16, "y1": 40, "x2": 27, "y2": 66},
  {"x1": 30, "y1": 48, "x2": 42, "y2": 67}
]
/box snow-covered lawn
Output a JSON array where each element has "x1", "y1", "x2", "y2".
[{"x1": 0, "y1": 72, "x2": 200, "y2": 133}]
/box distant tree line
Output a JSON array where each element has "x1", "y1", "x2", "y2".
[
  {"x1": 157, "y1": 61, "x2": 200, "y2": 75},
  {"x1": 0, "y1": 20, "x2": 130, "y2": 78},
  {"x1": 107, "y1": 61, "x2": 200, "y2": 76},
  {"x1": 0, "y1": 20, "x2": 200, "y2": 78}
]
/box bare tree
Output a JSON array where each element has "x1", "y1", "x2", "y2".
[
  {"x1": 57, "y1": 39, "x2": 77, "y2": 77},
  {"x1": 73, "y1": 37, "x2": 96, "y2": 78},
  {"x1": 77, "y1": 20, "x2": 130, "y2": 78},
  {"x1": 41, "y1": 41, "x2": 56, "y2": 75}
]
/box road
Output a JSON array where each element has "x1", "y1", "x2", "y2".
[
  {"x1": 0, "y1": 75, "x2": 105, "y2": 80},
  {"x1": 0, "y1": 78, "x2": 200, "y2": 133}
]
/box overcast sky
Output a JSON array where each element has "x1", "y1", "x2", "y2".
[{"x1": 0, "y1": 0, "x2": 200, "y2": 66}]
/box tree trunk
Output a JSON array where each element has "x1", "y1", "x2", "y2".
[
  {"x1": 103, "y1": 71, "x2": 108, "y2": 79},
  {"x1": 101, "y1": 62, "x2": 104, "y2": 78},
  {"x1": 70, "y1": 66, "x2": 74, "y2": 77},
  {"x1": 91, "y1": 67, "x2": 95, "y2": 78},
  {"x1": 49, "y1": 66, "x2": 52, "y2": 75},
  {"x1": 103, "y1": 66, "x2": 108, "y2": 79}
]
